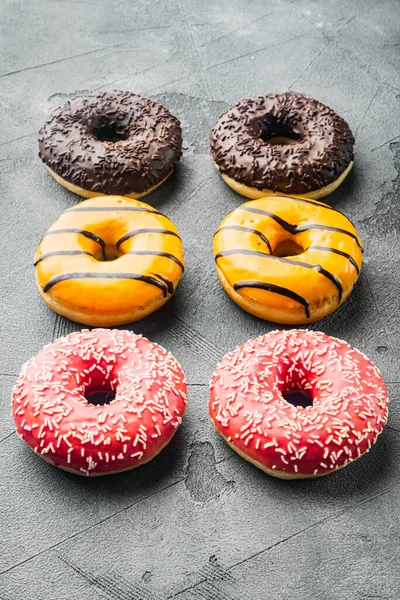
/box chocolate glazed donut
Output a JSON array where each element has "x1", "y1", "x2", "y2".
[
  {"x1": 39, "y1": 91, "x2": 182, "y2": 198},
  {"x1": 210, "y1": 93, "x2": 354, "y2": 200}
]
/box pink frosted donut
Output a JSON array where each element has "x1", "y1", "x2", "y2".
[
  {"x1": 209, "y1": 330, "x2": 389, "y2": 479},
  {"x1": 12, "y1": 329, "x2": 186, "y2": 476}
]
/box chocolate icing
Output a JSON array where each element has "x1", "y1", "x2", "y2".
[
  {"x1": 210, "y1": 93, "x2": 354, "y2": 194},
  {"x1": 39, "y1": 91, "x2": 182, "y2": 195}
]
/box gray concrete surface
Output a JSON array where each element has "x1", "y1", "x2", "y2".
[{"x1": 1, "y1": 0, "x2": 399, "y2": 598}]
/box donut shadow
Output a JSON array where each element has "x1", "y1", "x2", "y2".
[
  {"x1": 117, "y1": 292, "x2": 182, "y2": 340},
  {"x1": 142, "y1": 163, "x2": 184, "y2": 212},
  {"x1": 307, "y1": 272, "x2": 370, "y2": 338},
  {"x1": 42, "y1": 168, "x2": 84, "y2": 209},
  {"x1": 322, "y1": 162, "x2": 358, "y2": 209}
]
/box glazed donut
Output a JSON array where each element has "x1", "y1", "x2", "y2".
[
  {"x1": 210, "y1": 93, "x2": 354, "y2": 200},
  {"x1": 35, "y1": 196, "x2": 184, "y2": 326},
  {"x1": 39, "y1": 91, "x2": 182, "y2": 198},
  {"x1": 209, "y1": 330, "x2": 389, "y2": 479},
  {"x1": 214, "y1": 195, "x2": 363, "y2": 324},
  {"x1": 12, "y1": 329, "x2": 187, "y2": 476}
]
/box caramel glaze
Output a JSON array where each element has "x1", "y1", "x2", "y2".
[
  {"x1": 214, "y1": 195, "x2": 363, "y2": 323},
  {"x1": 39, "y1": 91, "x2": 182, "y2": 196},
  {"x1": 210, "y1": 93, "x2": 354, "y2": 195}
]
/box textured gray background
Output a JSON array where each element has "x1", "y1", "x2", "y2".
[{"x1": 1, "y1": 0, "x2": 399, "y2": 598}]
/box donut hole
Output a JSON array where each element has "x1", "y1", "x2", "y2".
[
  {"x1": 82, "y1": 364, "x2": 118, "y2": 405},
  {"x1": 92, "y1": 115, "x2": 129, "y2": 143},
  {"x1": 283, "y1": 390, "x2": 313, "y2": 408},
  {"x1": 86, "y1": 389, "x2": 116, "y2": 405},
  {"x1": 259, "y1": 116, "x2": 300, "y2": 146},
  {"x1": 95, "y1": 127, "x2": 128, "y2": 143},
  {"x1": 101, "y1": 244, "x2": 124, "y2": 262},
  {"x1": 93, "y1": 244, "x2": 123, "y2": 261},
  {"x1": 280, "y1": 355, "x2": 314, "y2": 408},
  {"x1": 91, "y1": 231, "x2": 126, "y2": 261},
  {"x1": 273, "y1": 238, "x2": 304, "y2": 258},
  {"x1": 86, "y1": 222, "x2": 129, "y2": 261},
  {"x1": 84, "y1": 376, "x2": 117, "y2": 406}
]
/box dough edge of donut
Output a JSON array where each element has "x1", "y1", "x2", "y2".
[
  {"x1": 37, "y1": 278, "x2": 172, "y2": 326},
  {"x1": 20, "y1": 428, "x2": 180, "y2": 477},
  {"x1": 46, "y1": 166, "x2": 174, "y2": 199},
  {"x1": 216, "y1": 265, "x2": 355, "y2": 324},
  {"x1": 213, "y1": 160, "x2": 354, "y2": 201}
]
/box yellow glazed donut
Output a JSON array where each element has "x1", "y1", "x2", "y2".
[
  {"x1": 35, "y1": 196, "x2": 184, "y2": 326},
  {"x1": 214, "y1": 195, "x2": 363, "y2": 324}
]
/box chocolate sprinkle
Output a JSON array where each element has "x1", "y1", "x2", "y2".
[
  {"x1": 210, "y1": 93, "x2": 354, "y2": 194},
  {"x1": 39, "y1": 91, "x2": 182, "y2": 195}
]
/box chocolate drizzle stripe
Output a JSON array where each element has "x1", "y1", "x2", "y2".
[
  {"x1": 233, "y1": 280, "x2": 310, "y2": 319},
  {"x1": 151, "y1": 272, "x2": 174, "y2": 295},
  {"x1": 43, "y1": 229, "x2": 107, "y2": 259},
  {"x1": 215, "y1": 249, "x2": 343, "y2": 302},
  {"x1": 307, "y1": 245, "x2": 360, "y2": 275},
  {"x1": 126, "y1": 250, "x2": 184, "y2": 271},
  {"x1": 43, "y1": 272, "x2": 169, "y2": 296},
  {"x1": 240, "y1": 207, "x2": 363, "y2": 251},
  {"x1": 215, "y1": 225, "x2": 272, "y2": 253},
  {"x1": 116, "y1": 228, "x2": 181, "y2": 249},
  {"x1": 64, "y1": 206, "x2": 162, "y2": 215},
  {"x1": 34, "y1": 250, "x2": 95, "y2": 266}
]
